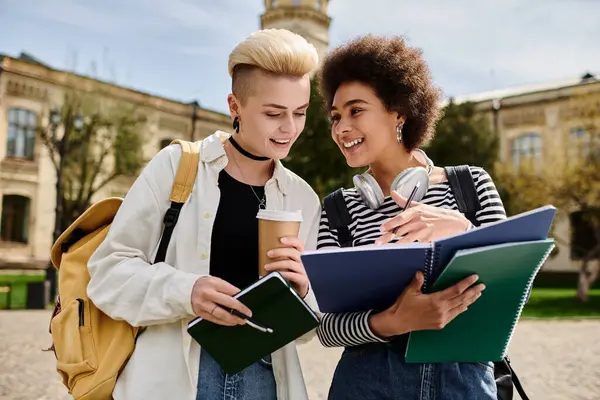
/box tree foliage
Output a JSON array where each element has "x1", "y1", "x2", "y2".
[
  {"x1": 424, "y1": 100, "x2": 499, "y2": 174},
  {"x1": 39, "y1": 91, "x2": 147, "y2": 236}
]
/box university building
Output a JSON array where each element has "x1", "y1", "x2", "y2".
[{"x1": 0, "y1": 0, "x2": 595, "y2": 300}]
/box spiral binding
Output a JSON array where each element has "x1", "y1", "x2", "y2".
[
  {"x1": 500, "y1": 242, "x2": 555, "y2": 357},
  {"x1": 422, "y1": 245, "x2": 442, "y2": 293}
]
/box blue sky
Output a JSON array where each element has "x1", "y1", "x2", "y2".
[{"x1": 1, "y1": 0, "x2": 599, "y2": 115}]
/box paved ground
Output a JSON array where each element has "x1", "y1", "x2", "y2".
[{"x1": 1, "y1": 310, "x2": 598, "y2": 400}]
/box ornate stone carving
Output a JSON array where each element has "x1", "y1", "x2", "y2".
[
  {"x1": 502, "y1": 108, "x2": 546, "y2": 128},
  {"x1": 261, "y1": 7, "x2": 331, "y2": 27},
  {"x1": 6, "y1": 80, "x2": 49, "y2": 101}
]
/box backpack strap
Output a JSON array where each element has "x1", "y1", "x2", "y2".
[
  {"x1": 445, "y1": 165, "x2": 530, "y2": 400},
  {"x1": 323, "y1": 188, "x2": 353, "y2": 248},
  {"x1": 444, "y1": 165, "x2": 482, "y2": 226},
  {"x1": 153, "y1": 139, "x2": 200, "y2": 263}
]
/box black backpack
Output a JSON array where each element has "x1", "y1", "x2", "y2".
[{"x1": 322, "y1": 165, "x2": 529, "y2": 400}]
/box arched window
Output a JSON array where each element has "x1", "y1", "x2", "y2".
[
  {"x1": 511, "y1": 133, "x2": 542, "y2": 168},
  {"x1": 1, "y1": 195, "x2": 30, "y2": 243},
  {"x1": 6, "y1": 108, "x2": 37, "y2": 159}
]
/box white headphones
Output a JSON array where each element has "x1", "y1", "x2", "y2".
[{"x1": 353, "y1": 149, "x2": 434, "y2": 210}]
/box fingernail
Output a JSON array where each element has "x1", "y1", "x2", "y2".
[
  {"x1": 480, "y1": 285, "x2": 486, "y2": 291},
  {"x1": 267, "y1": 251, "x2": 273, "y2": 257}
]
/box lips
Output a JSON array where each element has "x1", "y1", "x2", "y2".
[
  {"x1": 342, "y1": 137, "x2": 364, "y2": 149},
  {"x1": 270, "y1": 138, "x2": 291, "y2": 144}
]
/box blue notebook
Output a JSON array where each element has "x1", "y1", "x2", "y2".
[{"x1": 301, "y1": 205, "x2": 556, "y2": 313}]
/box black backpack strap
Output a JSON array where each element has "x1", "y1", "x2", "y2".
[
  {"x1": 153, "y1": 201, "x2": 184, "y2": 263},
  {"x1": 445, "y1": 165, "x2": 530, "y2": 400},
  {"x1": 444, "y1": 165, "x2": 482, "y2": 226},
  {"x1": 505, "y1": 357, "x2": 530, "y2": 400},
  {"x1": 323, "y1": 188, "x2": 353, "y2": 248}
]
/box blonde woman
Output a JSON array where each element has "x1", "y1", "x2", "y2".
[{"x1": 87, "y1": 29, "x2": 321, "y2": 400}]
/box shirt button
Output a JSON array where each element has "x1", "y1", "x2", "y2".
[
  {"x1": 203, "y1": 211, "x2": 211, "y2": 219},
  {"x1": 200, "y1": 253, "x2": 208, "y2": 260}
]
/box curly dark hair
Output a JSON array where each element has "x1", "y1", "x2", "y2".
[{"x1": 318, "y1": 35, "x2": 443, "y2": 151}]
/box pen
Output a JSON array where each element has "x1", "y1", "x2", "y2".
[
  {"x1": 393, "y1": 181, "x2": 421, "y2": 235},
  {"x1": 218, "y1": 305, "x2": 274, "y2": 333}
]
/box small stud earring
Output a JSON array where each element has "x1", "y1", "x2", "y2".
[
  {"x1": 232, "y1": 116, "x2": 240, "y2": 134},
  {"x1": 396, "y1": 123, "x2": 403, "y2": 143}
]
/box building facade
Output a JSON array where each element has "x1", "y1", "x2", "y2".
[
  {"x1": 455, "y1": 73, "x2": 600, "y2": 271},
  {"x1": 0, "y1": 54, "x2": 231, "y2": 270}
]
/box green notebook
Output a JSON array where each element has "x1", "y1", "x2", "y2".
[
  {"x1": 187, "y1": 271, "x2": 320, "y2": 374},
  {"x1": 405, "y1": 239, "x2": 555, "y2": 363}
]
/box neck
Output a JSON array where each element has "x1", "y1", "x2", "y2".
[
  {"x1": 369, "y1": 145, "x2": 418, "y2": 196},
  {"x1": 224, "y1": 140, "x2": 274, "y2": 186}
]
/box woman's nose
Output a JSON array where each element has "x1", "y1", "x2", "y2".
[
  {"x1": 334, "y1": 119, "x2": 352, "y2": 136},
  {"x1": 280, "y1": 114, "x2": 295, "y2": 134}
]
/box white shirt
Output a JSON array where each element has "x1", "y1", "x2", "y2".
[{"x1": 87, "y1": 130, "x2": 322, "y2": 400}]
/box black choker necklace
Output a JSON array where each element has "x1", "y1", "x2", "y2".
[{"x1": 229, "y1": 137, "x2": 270, "y2": 161}]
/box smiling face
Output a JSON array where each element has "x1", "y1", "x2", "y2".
[
  {"x1": 228, "y1": 68, "x2": 311, "y2": 160},
  {"x1": 330, "y1": 81, "x2": 404, "y2": 168}
]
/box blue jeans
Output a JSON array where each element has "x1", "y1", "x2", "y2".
[
  {"x1": 196, "y1": 349, "x2": 277, "y2": 400},
  {"x1": 328, "y1": 341, "x2": 497, "y2": 400}
]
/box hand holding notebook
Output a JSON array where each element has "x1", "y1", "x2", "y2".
[
  {"x1": 189, "y1": 275, "x2": 253, "y2": 327},
  {"x1": 187, "y1": 272, "x2": 320, "y2": 374},
  {"x1": 302, "y1": 205, "x2": 556, "y2": 313},
  {"x1": 369, "y1": 271, "x2": 484, "y2": 338}
]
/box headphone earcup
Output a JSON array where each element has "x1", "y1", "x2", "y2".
[
  {"x1": 353, "y1": 173, "x2": 385, "y2": 210},
  {"x1": 390, "y1": 167, "x2": 430, "y2": 203}
]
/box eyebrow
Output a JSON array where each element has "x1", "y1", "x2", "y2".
[
  {"x1": 262, "y1": 103, "x2": 310, "y2": 110},
  {"x1": 330, "y1": 99, "x2": 368, "y2": 111}
]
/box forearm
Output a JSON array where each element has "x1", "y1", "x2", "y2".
[
  {"x1": 88, "y1": 255, "x2": 203, "y2": 327},
  {"x1": 316, "y1": 310, "x2": 390, "y2": 348}
]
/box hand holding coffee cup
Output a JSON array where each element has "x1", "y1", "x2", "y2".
[
  {"x1": 264, "y1": 236, "x2": 309, "y2": 298},
  {"x1": 257, "y1": 210, "x2": 309, "y2": 298}
]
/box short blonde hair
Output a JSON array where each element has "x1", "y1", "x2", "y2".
[{"x1": 228, "y1": 29, "x2": 319, "y2": 102}]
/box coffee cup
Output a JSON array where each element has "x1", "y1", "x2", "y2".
[{"x1": 256, "y1": 209, "x2": 303, "y2": 277}]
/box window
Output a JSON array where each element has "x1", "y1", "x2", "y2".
[
  {"x1": 1, "y1": 195, "x2": 30, "y2": 243},
  {"x1": 570, "y1": 128, "x2": 600, "y2": 158},
  {"x1": 159, "y1": 138, "x2": 173, "y2": 150},
  {"x1": 511, "y1": 133, "x2": 542, "y2": 168},
  {"x1": 6, "y1": 108, "x2": 37, "y2": 159}
]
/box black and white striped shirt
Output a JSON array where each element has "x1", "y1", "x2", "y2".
[{"x1": 316, "y1": 166, "x2": 507, "y2": 348}]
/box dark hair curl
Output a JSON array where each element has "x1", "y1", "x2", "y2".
[{"x1": 318, "y1": 35, "x2": 443, "y2": 150}]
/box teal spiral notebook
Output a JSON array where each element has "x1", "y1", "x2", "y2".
[
  {"x1": 187, "y1": 272, "x2": 319, "y2": 374},
  {"x1": 404, "y1": 239, "x2": 555, "y2": 363}
]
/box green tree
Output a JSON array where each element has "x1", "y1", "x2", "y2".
[
  {"x1": 285, "y1": 79, "x2": 360, "y2": 199},
  {"x1": 40, "y1": 91, "x2": 147, "y2": 241},
  {"x1": 424, "y1": 100, "x2": 499, "y2": 174}
]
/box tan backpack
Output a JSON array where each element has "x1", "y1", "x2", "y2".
[{"x1": 46, "y1": 139, "x2": 199, "y2": 400}]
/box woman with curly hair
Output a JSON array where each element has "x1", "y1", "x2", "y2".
[{"x1": 315, "y1": 35, "x2": 507, "y2": 399}]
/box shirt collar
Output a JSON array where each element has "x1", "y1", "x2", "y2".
[{"x1": 200, "y1": 130, "x2": 290, "y2": 195}]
